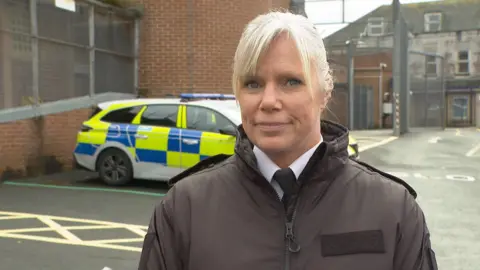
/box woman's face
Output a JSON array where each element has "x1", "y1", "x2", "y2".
[{"x1": 236, "y1": 33, "x2": 326, "y2": 164}]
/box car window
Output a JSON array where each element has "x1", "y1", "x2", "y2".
[
  {"x1": 101, "y1": 106, "x2": 142, "y2": 123},
  {"x1": 186, "y1": 106, "x2": 235, "y2": 133},
  {"x1": 140, "y1": 105, "x2": 178, "y2": 127}
]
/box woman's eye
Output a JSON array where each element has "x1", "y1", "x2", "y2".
[
  {"x1": 286, "y1": 79, "x2": 301, "y2": 86},
  {"x1": 245, "y1": 81, "x2": 260, "y2": 88}
]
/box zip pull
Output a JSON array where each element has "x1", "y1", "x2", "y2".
[{"x1": 285, "y1": 222, "x2": 301, "y2": 253}]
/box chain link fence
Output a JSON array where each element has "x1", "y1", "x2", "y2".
[{"x1": 0, "y1": 0, "x2": 137, "y2": 110}]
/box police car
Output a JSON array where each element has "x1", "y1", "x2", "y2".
[{"x1": 73, "y1": 93, "x2": 360, "y2": 186}]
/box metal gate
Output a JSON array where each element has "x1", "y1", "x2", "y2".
[
  {"x1": 353, "y1": 85, "x2": 375, "y2": 130},
  {"x1": 325, "y1": 83, "x2": 375, "y2": 130},
  {"x1": 408, "y1": 50, "x2": 446, "y2": 129}
]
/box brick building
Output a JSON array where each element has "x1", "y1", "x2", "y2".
[
  {"x1": 324, "y1": 50, "x2": 393, "y2": 129},
  {"x1": 0, "y1": 0, "x2": 303, "y2": 179},
  {"x1": 324, "y1": 0, "x2": 480, "y2": 129}
]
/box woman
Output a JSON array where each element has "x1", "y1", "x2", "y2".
[{"x1": 138, "y1": 11, "x2": 438, "y2": 270}]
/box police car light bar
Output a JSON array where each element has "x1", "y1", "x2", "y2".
[{"x1": 180, "y1": 93, "x2": 236, "y2": 100}]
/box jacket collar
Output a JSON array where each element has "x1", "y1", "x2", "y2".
[{"x1": 234, "y1": 120, "x2": 350, "y2": 184}]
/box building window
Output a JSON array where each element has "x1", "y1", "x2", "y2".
[
  {"x1": 367, "y1": 17, "x2": 384, "y2": 36},
  {"x1": 456, "y1": 51, "x2": 470, "y2": 75},
  {"x1": 424, "y1": 12, "x2": 442, "y2": 32},
  {"x1": 452, "y1": 96, "x2": 469, "y2": 121},
  {"x1": 423, "y1": 42, "x2": 438, "y2": 77},
  {"x1": 426, "y1": 55, "x2": 437, "y2": 76}
]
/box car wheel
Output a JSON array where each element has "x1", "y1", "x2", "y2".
[{"x1": 97, "y1": 148, "x2": 133, "y2": 186}]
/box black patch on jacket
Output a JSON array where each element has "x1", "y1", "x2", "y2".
[{"x1": 320, "y1": 230, "x2": 386, "y2": 257}]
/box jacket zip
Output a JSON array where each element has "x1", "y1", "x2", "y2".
[{"x1": 283, "y1": 201, "x2": 300, "y2": 270}]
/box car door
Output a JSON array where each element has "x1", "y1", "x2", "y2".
[
  {"x1": 133, "y1": 104, "x2": 183, "y2": 180},
  {"x1": 179, "y1": 105, "x2": 236, "y2": 169}
]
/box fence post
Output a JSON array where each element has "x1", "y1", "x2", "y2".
[
  {"x1": 30, "y1": 0, "x2": 39, "y2": 105},
  {"x1": 392, "y1": 16, "x2": 401, "y2": 137},
  {"x1": 399, "y1": 17, "x2": 409, "y2": 134},
  {"x1": 423, "y1": 54, "x2": 429, "y2": 127},
  {"x1": 346, "y1": 40, "x2": 355, "y2": 130},
  {"x1": 133, "y1": 19, "x2": 140, "y2": 95},
  {"x1": 88, "y1": 5, "x2": 95, "y2": 97},
  {"x1": 440, "y1": 56, "x2": 446, "y2": 130}
]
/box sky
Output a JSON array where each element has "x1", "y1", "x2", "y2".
[{"x1": 304, "y1": 0, "x2": 440, "y2": 37}]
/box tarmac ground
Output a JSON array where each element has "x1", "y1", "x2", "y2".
[
  {"x1": 0, "y1": 127, "x2": 478, "y2": 270},
  {"x1": 358, "y1": 127, "x2": 480, "y2": 270}
]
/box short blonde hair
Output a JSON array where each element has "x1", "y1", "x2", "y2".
[{"x1": 232, "y1": 10, "x2": 333, "y2": 97}]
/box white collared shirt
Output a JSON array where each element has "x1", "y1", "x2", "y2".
[{"x1": 253, "y1": 136, "x2": 323, "y2": 199}]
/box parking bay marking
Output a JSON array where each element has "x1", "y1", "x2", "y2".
[
  {"x1": 466, "y1": 142, "x2": 480, "y2": 157},
  {"x1": 0, "y1": 211, "x2": 148, "y2": 252},
  {"x1": 358, "y1": 136, "x2": 398, "y2": 152}
]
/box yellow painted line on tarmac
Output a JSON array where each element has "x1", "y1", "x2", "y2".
[
  {"x1": 0, "y1": 233, "x2": 143, "y2": 252},
  {"x1": 358, "y1": 136, "x2": 398, "y2": 152},
  {"x1": 0, "y1": 215, "x2": 31, "y2": 221},
  {"x1": 64, "y1": 224, "x2": 126, "y2": 230},
  {"x1": 126, "y1": 226, "x2": 147, "y2": 237},
  {"x1": 0, "y1": 227, "x2": 53, "y2": 234},
  {"x1": 0, "y1": 210, "x2": 147, "y2": 252},
  {"x1": 0, "y1": 211, "x2": 148, "y2": 229},
  {"x1": 38, "y1": 216, "x2": 82, "y2": 243},
  {"x1": 85, "y1": 238, "x2": 144, "y2": 244}
]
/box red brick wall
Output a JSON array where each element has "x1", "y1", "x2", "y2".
[
  {"x1": 0, "y1": 109, "x2": 90, "y2": 179},
  {"x1": 0, "y1": 0, "x2": 293, "y2": 179},
  {"x1": 138, "y1": 0, "x2": 291, "y2": 96},
  {"x1": 324, "y1": 51, "x2": 393, "y2": 128}
]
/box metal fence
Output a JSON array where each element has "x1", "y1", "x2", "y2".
[
  {"x1": 326, "y1": 42, "x2": 393, "y2": 130},
  {"x1": 0, "y1": 0, "x2": 138, "y2": 110},
  {"x1": 408, "y1": 51, "x2": 446, "y2": 128},
  {"x1": 324, "y1": 82, "x2": 375, "y2": 130}
]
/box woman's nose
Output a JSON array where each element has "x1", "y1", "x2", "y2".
[{"x1": 259, "y1": 83, "x2": 280, "y2": 110}]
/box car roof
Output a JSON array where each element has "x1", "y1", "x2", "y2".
[{"x1": 97, "y1": 98, "x2": 239, "y2": 111}]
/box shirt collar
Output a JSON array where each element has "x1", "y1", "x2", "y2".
[{"x1": 253, "y1": 136, "x2": 323, "y2": 183}]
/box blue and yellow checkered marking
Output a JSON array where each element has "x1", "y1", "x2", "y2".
[
  {"x1": 74, "y1": 143, "x2": 98, "y2": 156},
  {"x1": 179, "y1": 129, "x2": 235, "y2": 168},
  {"x1": 75, "y1": 123, "x2": 237, "y2": 169},
  {"x1": 75, "y1": 124, "x2": 182, "y2": 166},
  {"x1": 135, "y1": 127, "x2": 181, "y2": 166}
]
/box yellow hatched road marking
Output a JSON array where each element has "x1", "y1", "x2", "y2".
[
  {"x1": 85, "y1": 238, "x2": 144, "y2": 244},
  {"x1": 0, "y1": 211, "x2": 148, "y2": 252},
  {"x1": 37, "y1": 216, "x2": 82, "y2": 243},
  {"x1": 0, "y1": 215, "x2": 31, "y2": 221}
]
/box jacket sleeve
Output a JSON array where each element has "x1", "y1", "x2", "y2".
[
  {"x1": 393, "y1": 191, "x2": 438, "y2": 270},
  {"x1": 138, "y1": 187, "x2": 185, "y2": 270}
]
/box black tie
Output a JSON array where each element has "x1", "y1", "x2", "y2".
[{"x1": 273, "y1": 168, "x2": 298, "y2": 210}]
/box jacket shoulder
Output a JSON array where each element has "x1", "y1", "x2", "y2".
[
  {"x1": 347, "y1": 159, "x2": 417, "y2": 199},
  {"x1": 168, "y1": 154, "x2": 236, "y2": 186}
]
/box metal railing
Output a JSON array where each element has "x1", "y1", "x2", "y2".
[{"x1": 0, "y1": 0, "x2": 141, "y2": 122}]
